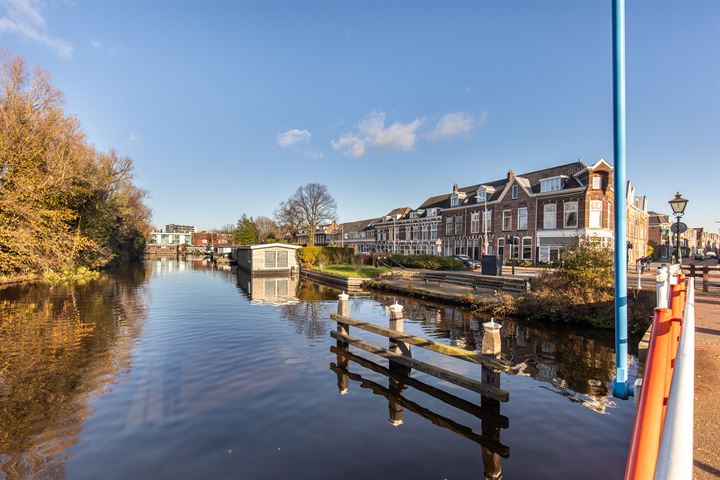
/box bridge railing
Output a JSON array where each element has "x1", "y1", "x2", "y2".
[{"x1": 626, "y1": 266, "x2": 695, "y2": 480}]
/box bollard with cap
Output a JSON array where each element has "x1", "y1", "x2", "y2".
[{"x1": 480, "y1": 318, "x2": 503, "y2": 480}]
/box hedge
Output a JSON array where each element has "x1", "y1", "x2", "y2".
[{"x1": 390, "y1": 254, "x2": 465, "y2": 271}]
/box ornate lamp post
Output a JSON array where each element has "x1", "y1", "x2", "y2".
[{"x1": 668, "y1": 192, "x2": 688, "y2": 263}]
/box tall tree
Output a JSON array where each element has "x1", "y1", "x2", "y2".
[
  {"x1": 278, "y1": 183, "x2": 337, "y2": 246},
  {"x1": 234, "y1": 214, "x2": 258, "y2": 245},
  {"x1": 254, "y1": 216, "x2": 282, "y2": 243},
  {"x1": 0, "y1": 52, "x2": 150, "y2": 277}
]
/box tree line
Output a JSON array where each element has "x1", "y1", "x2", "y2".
[
  {"x1": 0, "y1": 53, "x2": 151, "y2": 280},
  {"x1": 229, "y1": 183, "x2": 337, "y2": 246}
]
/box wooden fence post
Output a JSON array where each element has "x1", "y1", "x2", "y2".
[
  {"x1": 388, "y1": 302, "x2": 409, "y2": 426},
  {"x1": 703, "y1": 266, "x2": 709, "y2": 293},
  {"x1": 335, "y1": 292, "x2": 350, "y2": 395},
  {"x1": 481, "y1": 319, "x2": 503, "y2": 480}
]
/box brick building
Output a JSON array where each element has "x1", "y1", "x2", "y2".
[
  {"x1": 439, "y1": 160, "x2": 618, "y2": 264},
  {"x1": 191, "y1": 232, "x2": 234, "y2": 247}
]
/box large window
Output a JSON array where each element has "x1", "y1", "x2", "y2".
[
  {"x1": 592, "y1": 174, "x2": 602, "y2": 189},
  {"x1": 470, "y1": 212, "x2": 480, "y2": 234},
  {"x1": 502, "y1": 210, "x2": 512, "y2": 231},
  {"x1": 564, "y1": 201, "x2": 578, "y2": 228},
  {"x1": 265, "y1": 250, "x2": 277, "y2": 268},
  {"x1": 277, "y1": 250, "x2": 289, "y2": 268},
  {"x1": 430, "y1": 223, "x2": 438, "y2": 239},
  {"x1": 517, "y1": 207, "x2": 528, "y2": 230},
  {"x1": 589, "y1": 200, "x2": 603, "y2": 228},
  {"x1": 522, "y1": 237, "x2": 533, "y2": 260},
  {"x1": 483, "y1": 209, "x2": 492, "y2": 232},
  {"x1": 455, "y1": 215, "x2": 463, "y2": 234},
  {"x1": 543, "y1": 203, "x2": 556, "y2": 229},
  {"x1": 451, "y1": 196, "x2": 460, "y2": 207},
  {"x1": 446, "y1": 217, "x2": 453, "y2": 235},
  {"x1": 421, "y1": 224, "x2": 429, "y2": 240},
  {"x1": 477, "y1": 190, "x2": 487, "y2": 202},
  {"x1": 497, "y1": 238, "x2": 505, "y2": 258}
]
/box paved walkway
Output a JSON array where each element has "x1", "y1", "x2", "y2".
[{"x1": 693, "y1": 291, "x2": 720, "y2": 479}]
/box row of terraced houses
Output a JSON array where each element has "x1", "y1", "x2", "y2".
[{"x1": 298, "y1": 160, "x2": 651, "y2": 265}]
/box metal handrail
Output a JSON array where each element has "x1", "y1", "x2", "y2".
[{"x1": 654, "y1": 278, "x2": 695, "y2": 479}]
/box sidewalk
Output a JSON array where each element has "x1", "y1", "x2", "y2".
[{"x1": 693, "y1": 291, "x2": 720, "y2": 479}]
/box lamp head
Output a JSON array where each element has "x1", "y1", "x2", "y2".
[{"x1": 668, "y1": 192, "x2": 688, "y2": 216}]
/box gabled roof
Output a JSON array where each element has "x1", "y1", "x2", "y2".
[
  {"x1": 418, "y1": 161, "x2": 589, "y2": 209},
  {"x1": 338, "y1": 217, "x2": 381, "y2": 233}
]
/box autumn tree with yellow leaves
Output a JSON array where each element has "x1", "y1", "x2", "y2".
[{"x1": 0, "y1": 52, "x2": 150, "y2": 280}]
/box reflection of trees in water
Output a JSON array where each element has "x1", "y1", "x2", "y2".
[
  {"x1": 371, "y1": 293, "x2": 617, "y2": 401},
  {"x1": 0, "y1": 265, "x2": 149, "y2": 479},
  {"x1": 278, "y1": 280, "x2": 339, "y2": 342}
]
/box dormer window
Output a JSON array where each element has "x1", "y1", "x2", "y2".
[
  {"x1": 409, "y1": 211, "x2": 419, "y2": 219},
  {"x1": 427, "y1": 208, "x2": 439, "y2": 217},
  {"x1": 477, "y1": 190, "x2": 486, "y2": 202},
  {"x1": 511, "y1": 185, "x2": 518, "y2": 199},
  {"x1": 450, "y1": 191, "x2": 466, "y2": 208},
  {"x1": 592, "y1": 174, "x2": 602, "y2": 189},
  {"x1": 540, "y1": 176, "x2": 566, "y2": 193}
]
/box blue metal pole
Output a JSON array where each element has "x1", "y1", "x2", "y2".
[{"x1": 612, "y1": 0, "x2": 630, "y2": 399}]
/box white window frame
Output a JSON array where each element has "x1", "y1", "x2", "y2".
[
  {"x1": 477, "y1": 190, "x2": 487, "y2": 202},
  {"x1": 451, "y1": 196, "x2": 460, "y2": 207},
  {"x1": 502, "y1": 210, "x2": 512, "y2": 231},
  {"x1": 543, "y1": 203, "x2": 556, "y2": 229},
  {"x1": 592, "y1": 174, "x2": 601, "y2": 189},
  {"x1": 511, "y1": 184, "x2": 518, "y2": 199},
  {"x1": 430, "y1": 223, "x2": 438, "y2": 240},
  {"x1": 517, "y1": 207, "x2": 528, "y2": 230},
  {"x1": 540, "y1": 176, "x2": 564, "y2": 193},
  {"x1": 446, "y1": 217, "x2": 454, "y2": 235},
  {"x1": 564, "y1": 201, "x2": 578, "y2": 228},
  {"x1": 521, "y1": 237, "x2": 533, "y2": 260},
  {"x1": 470, "y1": 212, "x2": 480, "y2": 234},
  {"x1": 497, "y1": 238, "x2": 505, "y2": 258},
  {"x1": 589, "y1": 200, "x2": 603, "y2": 229},
  {"x1": 455, "y1": 215, "x2": 463, "y2": 234}
]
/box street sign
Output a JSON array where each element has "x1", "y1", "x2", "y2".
[{"x1": 671, "y1": 222, "x2": 688, "y2": 234}]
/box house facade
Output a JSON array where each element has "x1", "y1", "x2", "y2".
[
  {"x1": 191, "y1": 232, "x2": 234, "y2": 247},
  {"x1": 148, "y1": 231, "x2": 193, "y2": 245},
  {"x1": 626, "y1": 181, "x2": 649, "y2": 265},
  {"x1": 296, "y1": 221, "x2": 338, "y2": 246},
  {"x1": 649, "y1": 211, "x2": 672, "y2": 259},
  {"x1": 697, "y1": 228, "x2": 720, "y2": 254},
  {"x1": 439, "y1": 160, "x2": 618, "y2": 264},
  {"x1": 329, "y1": 218, "x2": 380, "y2": 254}
]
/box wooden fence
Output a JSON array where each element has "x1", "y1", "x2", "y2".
[{"x1": 330, "y1": 293, "x2": 511, "y2": 477}]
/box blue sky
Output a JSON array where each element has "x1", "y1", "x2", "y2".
[{"x1": 1, "y1": 0, "x2": 718, "y2": 231}]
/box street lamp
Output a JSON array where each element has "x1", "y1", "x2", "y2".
[{"x1": 668, "y1": 192, "x2": 688, "y2": 263}]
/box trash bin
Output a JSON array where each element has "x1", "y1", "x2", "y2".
[{"x1": 481, "y1": 255, "x2": 502, "y2": 276}]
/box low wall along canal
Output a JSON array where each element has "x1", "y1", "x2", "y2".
[{"x1": 0, "y1": 259, "x2": 637, "y2": 479}]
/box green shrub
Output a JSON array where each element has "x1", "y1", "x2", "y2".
[
  {"x1": 297, "y1": 246, "x2": 354, "y2": 267},
  {"x1": 390, "y1": 254, "x2": 465, "y2": 271}
]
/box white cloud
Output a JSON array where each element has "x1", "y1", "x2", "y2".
[
  {"x1": 128, "y1": 132, "x2": 141, "y2": 145},
  {"x1": 331, "y1": 111, "x2": 423, "y2": 158},
  {"x1": 276, "y1": 128, "x2": 311, "y2": 148},
  {"x1": 427, "y1": 112, "x2": 476, "y2": 141},
  {"x1": 90, "y1": 39, "x2": 103, "y2": 50},
  {"x1": 0, "y1": 0, "x2": 73, "y2": 58}
]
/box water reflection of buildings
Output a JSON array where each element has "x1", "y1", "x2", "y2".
[
  {"x1": 372, "y1": 293, "x2": 623, "y2": 414},
  {"x1": 0, "y1": 267, "x2": 149, "y2": 479},
  {"x1": 235, "y1": 269, "x2": 300, "y2": 306}
]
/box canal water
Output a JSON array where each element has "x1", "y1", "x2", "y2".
[{"x1": 0, "y1": 259, "x2": 636, "y2": 479}]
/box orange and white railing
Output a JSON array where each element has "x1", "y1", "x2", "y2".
[{"x1": 625, "y1": 266, "x2": 694, "y2": 480}]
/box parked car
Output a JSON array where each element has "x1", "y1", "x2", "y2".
[
  {"x1": 706, "y1": 251, "x2": 717, "y2": 259},
  {"x1": 694, "y1": 251, "x2": 706, "y2": 260},
  {"x1": 449, "y1": 255, "x2": 480, "y2": 269}
]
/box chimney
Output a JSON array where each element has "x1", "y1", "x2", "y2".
[
  {"x1": 507, "y1": 169, "x2": 514, "y2": 181},
  {"x1": 452, "y1": 183, "x2": 459, "y2": 193}
]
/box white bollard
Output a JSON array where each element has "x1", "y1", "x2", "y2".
[
  {"x1": 637, "y1": 260, "x2": 642, "y2": 290},
  {"x1": 656, "y1": 266, "x2": 669, "y2": 309}
]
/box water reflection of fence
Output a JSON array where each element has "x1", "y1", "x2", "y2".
[{"x1": 330, "y1": 293, "x2": 511, "y2": 478}]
